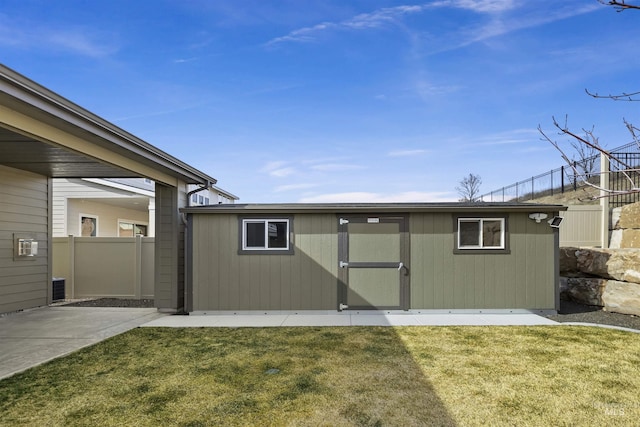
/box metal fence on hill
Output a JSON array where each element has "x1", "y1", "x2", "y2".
[{"x1": 480, "y1": 142, "x2": 639, "y2": 208}]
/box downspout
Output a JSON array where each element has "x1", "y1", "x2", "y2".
[{"x1": 182, "y1": 180, "x2": 212, "y2": 313}]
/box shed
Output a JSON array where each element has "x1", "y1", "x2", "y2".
[{"x1": 182, "y1": 203, "x2": 567, "y2": 314}]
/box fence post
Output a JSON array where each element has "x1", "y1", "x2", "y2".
[
  {"x1": 600, "y1": 154, "x2": 610, "y2": 248},
  {"x1": 134, "y1": 234, "x2": 142, "y2": 299},
  {"x1": 531, "y1": 177, "x2": 534, "y2": 201},
  {"x1": 68, "y1": 235, "x2": 75, "y2": 298}
]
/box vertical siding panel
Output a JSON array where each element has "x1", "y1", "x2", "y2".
[
  {"x1": 410, "y1": 214, "x2": 424, "y2": 309},
  {"x1": 512, "y1": 215, "x2": 527, "y2": 308},
  {"x1": 227, "y1": 215, "x2": 240, "y2": 310},
  {"x1": 320, "y1": 215, "x2": 334, "y2": 309},
  {"x1": 485, "y1": 254, "x2": 498, "y2": 307},
  {"x1": 431, "y1": 215, "x2": 444, "y2": 309},
  {"x1": 290, "y1": 215, "x2": 302, "y2": 309},
  {"x1": 299, "y1": 217, "x2": 312, "y2": 308}
]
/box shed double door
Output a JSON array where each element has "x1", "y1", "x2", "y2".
[{"x1": 338, "y1": 215, "x2": 409, "y2": 310}]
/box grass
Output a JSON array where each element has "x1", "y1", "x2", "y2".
[{"x1": 1, "y1": 326, "x2": 640, "y2": 426}]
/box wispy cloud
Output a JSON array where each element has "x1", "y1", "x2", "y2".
[
  {"x1": 388, "y1": 149, "x2": 428, "y2": 157},
  {"x1": 0, "y1": 16, "x2": 118, "y2": 57},
  {"x1": 299, "y1": 191, "x2": 456, "y2": 203},
  {"x1": 310, "y1": 163, "x2": 364, "y2": 172},
  {"x1": 266, "y1": 1, "x2": 600, "y2": 54},
  {"x1": 274, "y1": 183, "x2": 319, "y2": 193},
  {"x1": 261, "y1": 161, "x2": 297, "y2": 178},
  {"x1": 266, "y1": 4, "x2": 434, "y2": 47}
]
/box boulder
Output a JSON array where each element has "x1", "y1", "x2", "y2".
[
  {"x1": 619, "y1": 229, "x2": 640, "y2": 248},
  {"x1": 576, "y1": 248, "x2": 640, "y2": 284},
  {"x1": 561, "y1": 277, "x2": 606, "y2": 306},
  {"x1": 602, "y1": 280, "x2": 640, "y2": 316},
  {"x1": 617, "y1": 201, "x2": 640, "y2": 229},
  {"x1": 559, "y1": 247, "x2": 580, "y2": 277}
]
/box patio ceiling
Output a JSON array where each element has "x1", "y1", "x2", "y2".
[{"x1": 0, "y1": 126, "x2": 139, "y2": 178}]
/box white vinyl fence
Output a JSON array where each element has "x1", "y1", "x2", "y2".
[
  {"x1": 559, "y1": 205, "x2": 604, "y2": 248},
  {"x1": 53, "y1": 236, "x2": 154, "y2": 299}
]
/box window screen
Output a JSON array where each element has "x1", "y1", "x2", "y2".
[{"x1": 457, "y1": 218, "x2": 505, "y2": 250}]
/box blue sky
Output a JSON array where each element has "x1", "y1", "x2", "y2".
[{"x1": 2, "y1": 0, "x2": 639, "y2": 202}]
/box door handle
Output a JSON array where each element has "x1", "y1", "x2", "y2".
[{"x1": 398, "y1": 262, "x2": 409, "y2": 276}]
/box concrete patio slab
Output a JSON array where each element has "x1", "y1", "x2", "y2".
[
  {"x1": 142, "y1": 312, "x2": 559, "y2": 328},
  {"x1": 0, "y1": 306, "x2": 166, "y2": 380}
]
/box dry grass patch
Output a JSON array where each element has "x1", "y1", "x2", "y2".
[{"x1": 1, "y1": 326, "x2": 639, "y2": 426}]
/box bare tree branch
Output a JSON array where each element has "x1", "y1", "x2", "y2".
[
  {"x1": 456, "y1": 173, "x2": 482, "y2": 202},
  {"x1": 599, "y1": 0, "x2": 640, "y2": 11},
  {"x1": 585, "y1": 88, "x2": 640, "y2": 101},
  {"x1": 539, "y1": 117, "x2": 640, "y2": 200}
]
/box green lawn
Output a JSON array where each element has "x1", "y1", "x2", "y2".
[{"x1": 1, "y1": 326, "x2": 639, "y2": 426}]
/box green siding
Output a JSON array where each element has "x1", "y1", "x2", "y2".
[
  {"x1": 192, "y1": 213, "x2": 338, "y2": 311},
  {"x1": 410, "y1": 213, "x2": 556, "y2": 310},
  {"x1": 190, "y1": 210, "x2": 557, "y2": 312}
]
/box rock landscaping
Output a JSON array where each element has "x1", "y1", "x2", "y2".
[{"x1": 560, "y1": 201, "x2": 640, "y2": 317}]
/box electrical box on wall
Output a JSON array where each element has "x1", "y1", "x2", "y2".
[{"x1": 14, "y1": 234, "x2": 39, "y2": 260}]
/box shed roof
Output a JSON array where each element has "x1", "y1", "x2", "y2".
[{"x1": 181, "y1": 202, "x2": 567, "y2": 214}]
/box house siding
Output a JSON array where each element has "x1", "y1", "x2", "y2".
[
  {"x1": 0, "y1": 165, "x2": 49, "y2": 313},
  {"x1": 192, "y1": 213, "x2": 338, "y2": 311},
  {"x1": 189, "y1": 209, "x2": 558, "y2": 312},
  {"x1": 410, "y1": 213, "x2": 555, "y2": 310}
]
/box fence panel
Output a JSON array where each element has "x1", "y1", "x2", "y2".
[
  {"x1": 559, "y1": 205, "x2": 603, "y2": 248},
  {"x1": 52, "y1": 236, "x2": 155, "y2": 299}
]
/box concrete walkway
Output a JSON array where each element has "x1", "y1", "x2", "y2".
[
  {"x1": 143, "y1": 311, "x2": 560, "y2": 328},
  {"x1": 0, "y1": 306, "x2": 558, "y2": 381},
  {"x1": 0, "y1": 306, "x2": 166, "y2": 380}
]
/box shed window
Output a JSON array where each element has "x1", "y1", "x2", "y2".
[
  {"x1": 242, "y1": 219, "x2": 290, "y2": 251},
  {"x1": 457, "y1": 218, "x2": 505, "y2": 250}
]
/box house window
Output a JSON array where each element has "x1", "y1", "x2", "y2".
[
  {"x1": 239, "y1": 218, "x2": 293, "y2": 254},
  {"x1": 118, "y1": 221, "x2": 148, "y2": 237},
  {"x1": 192, "y1": 194, "x2": 198, "y2": 203},
  {"x1": 456, "y1": 217, "x2": 506, "y2": 250}
]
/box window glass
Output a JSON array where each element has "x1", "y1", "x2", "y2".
[
  {"x1": 245, "y1": 222, "x2": 266, "y2": 247},
  {"x1": 482, "y1": 220, "x2": 502, "y2": 247},
  {"x1": 459, "y1": 221, "x2": 480, "y2": 246},
  {"x1": 268, "y1": 221, "x2": 288, "y2": 248}
]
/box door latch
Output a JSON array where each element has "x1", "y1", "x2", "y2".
[
  {"x1": 339, "y1": 303, "x2": 349, "y2": 311},
  {"x1": 339, "y1": 218, "x2": 349, "y2": 225},
  {"x1": 339, "y1": 261, "x2": 349, "y2": 268},
  {"x1": 398, "y1": 262, "x2": 404, "y2": 271}
]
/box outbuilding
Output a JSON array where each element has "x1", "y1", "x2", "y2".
[{"x1": 182, "y1": 202, "x2": 566, "y2": 314}]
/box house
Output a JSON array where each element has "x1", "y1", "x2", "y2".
[
  {"x1": 0, "y1": 64, "x2": 229, "y2": 314},
  {"x1": 181, "y1": 203, "x2": 566, "y2": 313},
  {"x1": 52, "y1": 178, "x2": 237, "y2": 237}
]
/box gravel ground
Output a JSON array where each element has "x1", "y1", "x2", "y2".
[
  {"x1": 60, "y1": 298, "x2": 640, "y2": 331},
  {"x1": 547, "y1": 300, "x2": 640, "y2": 331},
  {"x1": 60, "y1": 298, "x2": 155, "y2": 308}
]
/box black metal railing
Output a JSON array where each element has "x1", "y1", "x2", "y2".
[{"x1": 480, "y1": 142, "x2": 639, "y2": 207}]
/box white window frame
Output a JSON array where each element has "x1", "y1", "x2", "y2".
[
  {"x1": 457, "y1": 217, "x2": 505, "y2": 250},
  {"x1": 242, "y1": 218, "x2": 290, "y2": 251}
]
